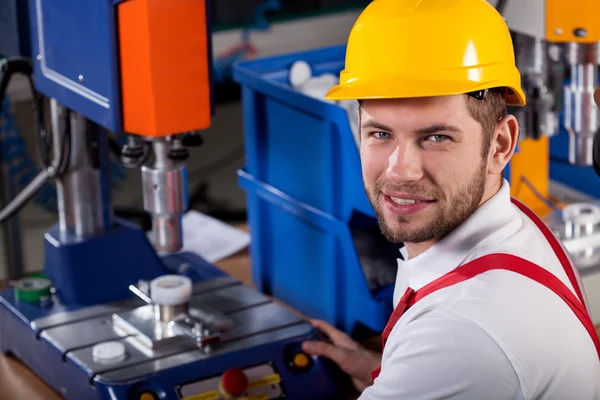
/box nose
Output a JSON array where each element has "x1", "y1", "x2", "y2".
[{"x1": 386, "y1": 142, "x2": 423, "y2": 183}]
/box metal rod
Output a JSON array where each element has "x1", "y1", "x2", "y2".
[
  {"x1": 129, "y1": 284, "x2": 152, "y2": 304},
  {"x1": 0, "y1": 168, "x2": 52, "y2": 223},
  {"x1": 50, "y1": 99, "x2": 68, "y2": 233}
]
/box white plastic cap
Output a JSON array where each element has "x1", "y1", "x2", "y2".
[
  {"x1": 289, "y1": 60, "x2": 312, "y2": 88},
  {"x1": 150, "y1": 275, "x2": 193, "y2": 306},
  {"x1": 93, "y1": 341, "x2": 126, "y2": 364}
]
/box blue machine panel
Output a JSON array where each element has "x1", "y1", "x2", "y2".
[{"x1": 27, "y1": 0, "x2": 121, "y2": 131}]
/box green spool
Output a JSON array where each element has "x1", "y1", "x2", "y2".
[{"x1": 15, "y1": 276, "x2": 52, "y2": 303}]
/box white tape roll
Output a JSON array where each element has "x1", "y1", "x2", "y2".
[{"x1": 150, "y1": 275, "x2": 192, "y2": 306}]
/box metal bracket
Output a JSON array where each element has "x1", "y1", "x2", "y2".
[{"x1": 113, "y1": 279, "x2": 234, "y2": 352}]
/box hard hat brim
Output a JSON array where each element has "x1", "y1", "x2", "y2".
[{"x1": 325, "y1": 78, "x2": 526, "y2": 107}]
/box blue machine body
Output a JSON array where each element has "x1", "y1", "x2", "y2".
[{"x1": 27, "y1": 0, "x2": 122, "y2": 131}]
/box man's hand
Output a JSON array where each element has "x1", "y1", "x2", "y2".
[{"x1": 302, "y1": 319, "x2": 381, "y2": 392}]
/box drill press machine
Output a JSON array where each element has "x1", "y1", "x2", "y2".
[{"x1": 0, "y1": 1, "x2": 339, "y2": 399}]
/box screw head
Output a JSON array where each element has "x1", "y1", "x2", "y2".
[
  {"x1": 555, "y1": 28, "x2": 563, "y2": 35},
  {"x1": 78, "y1": 75, "x2": 84, "y2": 82}
]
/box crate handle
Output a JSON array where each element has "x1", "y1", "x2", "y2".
[{"x1": 237, "y1": 168, "x2": 346, "y2": 235}]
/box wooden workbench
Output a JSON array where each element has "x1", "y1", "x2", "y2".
[{"x1": 1, "y1": 239, "x2": 600, "y2": 399}]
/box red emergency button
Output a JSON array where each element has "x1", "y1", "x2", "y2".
[{"x1": 219, "y1": 368, "x2": 248, "y2": 397}]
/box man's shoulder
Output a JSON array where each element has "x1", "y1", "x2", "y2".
[
  {"x1": 373, "y1": 312, "x2": 522, "y2": 400},
  {"x1": 385, "y1": 300, "x2": 600, "y2": 400},
  {"x1": 462, "y1": 209, "x2": 577, "y2": 294}
]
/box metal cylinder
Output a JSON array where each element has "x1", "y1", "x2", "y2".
[
  {"x1": 51, "y1": 100, "x2": 111, "y2": 238},
  {"x1": 151, "y1": 214, "x2": 184, "y2": 253},
  {"x1": 512, "y1": 33, "x2": 557, "y2": 139},
  {"x1": 564, "y1": 42, "x2": 600, "y2": 65},
  {"x1": 564, "y1": 60, "x2": 599, "y2": 166},
  {"x1": 142, "y1": 140, "x2": 189, "y2": 253},
  {"x1": 154, "y1": 303, "x2": 189, "y2": 322}
]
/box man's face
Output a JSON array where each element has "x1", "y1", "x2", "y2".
[{"x1": 360, "y1": 95, "x2": 491, "y2": 244}]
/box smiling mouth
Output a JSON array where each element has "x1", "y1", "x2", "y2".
[
  {"x1": 389, "y1": 197, "x2": 427, "y2": 205},
  {"x1": 382, "y1": 194, "x2": 436, "y2": 216}
]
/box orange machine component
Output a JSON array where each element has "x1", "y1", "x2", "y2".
[
  {"x1": 117, "y1": 0, "x2": 211, "y2": 137},
  {"x1": 546, "y1": 0, "x2": 600, "y2": 43},
  {"x1": 510, "y1": 137, "x2": 556, "y2": 217}
]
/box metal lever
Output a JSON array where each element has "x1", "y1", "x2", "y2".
[
  {"x1": 0, "y1": 168, "x2": 54, "y2": 223},
  {"x1": 129, "y1": 280, "x2": 152, "y2": 304},
  {"x1": 0, "y1": 100, "x2": 71, "y2": 224}
]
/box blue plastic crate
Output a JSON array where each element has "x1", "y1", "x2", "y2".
[{"x1": 233, "y1": 45, "x2": 397, "y2": 334}]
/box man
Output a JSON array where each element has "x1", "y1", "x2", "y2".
[{"x1": 301, "y1": 0, "x2": 600, "y2": 398}]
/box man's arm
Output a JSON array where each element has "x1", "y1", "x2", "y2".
[{"x1": 359, "y1": 315, "x2": 523, "y2": 400}]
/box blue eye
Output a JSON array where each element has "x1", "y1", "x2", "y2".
[
  {"x1": 372, "y1": 132, "x2": 391, "y2": 140},
  {"x1": 428, "y1": 134, "x2": 449, "y2": 142}
]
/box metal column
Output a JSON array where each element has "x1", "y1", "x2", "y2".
[{"x1": 51, "y1": 99, "x2": 112, "y2": 239}]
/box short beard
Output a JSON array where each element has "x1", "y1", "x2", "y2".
[{"x1": 367, "y1": 165, "x2": 487, "y2": 244}]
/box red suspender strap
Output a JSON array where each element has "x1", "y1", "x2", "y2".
[
  {"x1": 409, "y1": 253, "x2": 600, "y2": 359},
  {"x1": 371, "y1": 287, "x2": 416, "y2": 382},
  {"x1": 510, "y1": 197, "x2": 587, "y2": 306}
]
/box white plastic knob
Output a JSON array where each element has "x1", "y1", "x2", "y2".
[
  {"x1": 150, "y1": 275, "x2": 192, "y2": 306},
  {"x1": 289, "y1": 60, "x2": 312, "y2": 88},
  {"x1": 93, "y1": 341, "x2": 126, "y2": 364}
]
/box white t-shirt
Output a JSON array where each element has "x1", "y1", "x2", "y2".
[{"x1": 359, "y1": 180, "x2": 600, "y2": 400}]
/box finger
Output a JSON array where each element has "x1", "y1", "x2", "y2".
[
  {"x1": 302, "y1": 340, "x2": 355, "y2": 369},
  {"x1": 595, "y1": 88, "x2": 600, "y2": 109},
  {"x1": 310, "y1": 319, "x2": 358, "y2": 350}
]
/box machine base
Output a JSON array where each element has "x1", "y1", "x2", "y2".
[{"x1": 0, "y1": 255, "x2": 341, "y2": 400}]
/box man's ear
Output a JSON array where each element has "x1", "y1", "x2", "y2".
[{"x1": 488, "y1": 114, "x2": 519, "y2": 175}]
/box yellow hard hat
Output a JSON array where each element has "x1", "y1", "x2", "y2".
[{"x1": 326, "y1": 0, "x2": 526, "y2": 107}]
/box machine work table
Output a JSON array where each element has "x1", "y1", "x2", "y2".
[
  {"x1": 1, "y1": 224, "x2": 600, "y2": 400},
  {"x1": 0, "y1": 225, "x2": 254, "y2": 400}
]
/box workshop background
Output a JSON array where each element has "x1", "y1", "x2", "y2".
[{"x1": 0, "y1": 1, "x2": 368, "y2": 281}]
